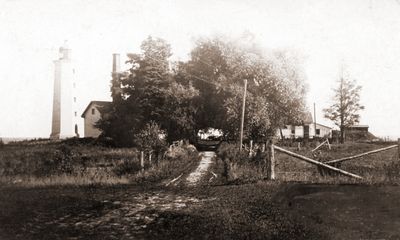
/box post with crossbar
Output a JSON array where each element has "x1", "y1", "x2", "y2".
[{"x1": 267, "y1": 139, "x2": 276, "y2": 180}]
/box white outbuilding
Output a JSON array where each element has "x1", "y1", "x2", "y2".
[{"x1": 81, "y1": 101, "x2": 111, "y2": 138}]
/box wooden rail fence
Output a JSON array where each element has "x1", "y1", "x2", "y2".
[
  {"x1": 326, "y1": 145, "x2": 398, "y2": 164},
  {"x1": 266, "y1": 139, "x2": 400, "y2": 181}
]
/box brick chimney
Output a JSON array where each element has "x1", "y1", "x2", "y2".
[{"x1": 112, "y1": 53, "x2": 120, "y2": 73}]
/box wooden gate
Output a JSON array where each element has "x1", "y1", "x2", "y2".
[{"x1": 266, "y1": 139, "x2": 400, "y2": 181}]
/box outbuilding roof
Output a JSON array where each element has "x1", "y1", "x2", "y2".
[
  {"x1": 347, "y1": 125, "x2": 369, "y2": 128},
  {"x1": 313, "y1": 122, "x2": 332, "y2": 129},
  {"x1": 81, "y1": 101, "x2": 111, "y2": 118}
]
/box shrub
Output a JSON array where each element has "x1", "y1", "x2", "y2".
[
  {"x1": 216, "y1": 142, "x2": 268, "y2": 182},
  {"x1": 133, "y1": 121, "x2": 167, "y2": 152},
  {"x1": 33, "y1": 144, "x2": 82, "y2": 176},
  {"x1": 133, "y1": 142, "x2": 200, "y2": 183},
  {"x1": 112, "y1": 158, "x2": 142, "y2": 176}
]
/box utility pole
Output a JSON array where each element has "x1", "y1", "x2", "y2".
[{"x1": 239, "y1": 79, "x2": 247, "y2": 151}]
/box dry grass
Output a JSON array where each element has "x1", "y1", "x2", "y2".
[
  {"x1": 216, "y1": 141, "x2": 400, "y2": 185},
  {"x1": 275, "y1": 142, "x2": 400, "y2": 184},
  {"x1": 0, "y1": 140, "x2": 199, "y2": 187},
  {"x1": 0, "y1": 173, "x2": 131, "y2": 187}
]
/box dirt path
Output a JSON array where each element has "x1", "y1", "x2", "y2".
[{"x1": 185, "y1": 151, "x2": 215, "y2": 186}]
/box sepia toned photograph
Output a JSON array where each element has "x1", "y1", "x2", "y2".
[{"x1": 1, "y1": 0, "x2": 400, "y2": 239}]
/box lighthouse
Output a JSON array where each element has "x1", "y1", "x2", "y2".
[{"x1": 50, "y1": 42, "x2": 79, "y2": 139}]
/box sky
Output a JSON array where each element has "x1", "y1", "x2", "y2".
[{"x1": 0, "y1": 0, "x2": 399, "y2": 139}]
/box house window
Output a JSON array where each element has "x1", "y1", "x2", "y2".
[
  {"x1": 291, "y1": 129, "x2": 295, "y2": 134},
  {"x1": 73, "y1": 97, "x2": 76, "y2": 103},
  {"x1": 92, "y1": 108, "x2": 95, "y2": 115},
  {"x1": 316, "y1": 129, "x2": 320, "y2": 135},
  {"x1": 74, "y1": 111, "x2": 77, "y2": 117}
]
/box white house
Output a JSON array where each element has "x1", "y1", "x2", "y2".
[
  {"x1": 277, "y1": 122, "x2": 332, "y2": 139},
  {"x1": 81, "y1": 101, "x2": 111, "y2": 138}
]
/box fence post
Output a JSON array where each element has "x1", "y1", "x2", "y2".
[
  {"x1": 267, "y1": 139, "x2": 276, "y2": 180},
  {"x1": 327, "y1": 139, "x2": 331, "y2": 150},
  {"x1": 249, "y1": 140, "x2": 253, "y2": 157},
  {"x1": 398, "y1": 138, "x2": 400, "y2": 160},
  {"x1": 149, "y1": 152, "x2": 152, "y2": 165},
  {"x1": 140, "y1": 151, "x2": 144, "y2": 172}
]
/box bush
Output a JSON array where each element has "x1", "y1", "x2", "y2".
[
  {"x1": 112, "y1": 157, "x2": 142, "y2": 176},
  {"x1": 33, "y1": 144, "x2": 82, "y2": 176},
  {"x1": 132, "y1": 143, "x2": 200, "y2": 183},
  {"x1": 216, "y1": 142, "x2": 268, "y2": 182}
]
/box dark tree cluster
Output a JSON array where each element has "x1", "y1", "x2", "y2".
[{"x1": 98, "y1": 36, "x2": 308, "y2": 147}]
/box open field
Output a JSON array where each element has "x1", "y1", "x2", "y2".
[
  {"x1": 1, "y1": 141, "x2": 400, "y2": 239},
  {"x1": 1, "y1": 182, "x2": 400, "y2": 239},
  {"x1": 0, "y1": 140, "x2": 199, "y2": 186}
]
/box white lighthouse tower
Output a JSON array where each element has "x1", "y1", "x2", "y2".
[{"x1": 50, "y1": 42, "x2": 79, "y2": 139}]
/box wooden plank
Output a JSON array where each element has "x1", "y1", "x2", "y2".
[
  {"x1": 311, "y1": 139, "x2": 328, "y2": 152},
  {"x1": 273, "y1": 145, "x2": 363, "y2": 179},
  {"x1": 326, "y1": 145, "x2": 398, "y2": 164}
]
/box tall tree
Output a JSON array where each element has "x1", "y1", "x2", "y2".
[
  {"x1": 98, "y1": 36, "x2": 200, "y2": 146},
  {"x1": 99, "y1": 35, "x2": 308, "y2": 146},
  {"x1": 323, "y1": 74, "x2": 364, "y2": 143},
  {"x1": 182, "y1": 36, "x2": 308, "y2": 141}
]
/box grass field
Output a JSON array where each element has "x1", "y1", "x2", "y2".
[
  {"x1": 1, "y1": 140, "x2": 399, "y2": 239},
  {"x1": 216, "y1": 141, "x2": 400, "y2": 184},
  {"x1": 0, "y1": 140, "x2": 200, "y2": 186}
]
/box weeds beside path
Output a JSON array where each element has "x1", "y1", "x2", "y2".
[{"x1": 185, "y1": 151, "x2": 215, "y2": 186}]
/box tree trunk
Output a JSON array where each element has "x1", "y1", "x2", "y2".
[{"x1": 340, "y1": 125, "x2": 345, "y2": 144}]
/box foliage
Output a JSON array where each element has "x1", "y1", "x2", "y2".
[
  {"x1": 323, "y1": 72, "x2": 364, "y2": 143},
  {"x1": 182, "y1": 37, "x2": 308, "y2": 141},
  {"x1": 112, "y1": 157, "x2": 142, "y2": 176},
  {"x1": 161, "y1": 82, "x2": 199, "y2": 142},
  {"x1": 99, "y1": 35, "x2": 308, "y2": 146},
  {"x1": 133, "y1": 121, "x2": 167, "y2": 152},
  {"x1": 216, "y1": 142, "x2": 268, "y2": 182},
  {"x1": 134, "y1": 143, "x2": 199, "y2": 183},
  {"x1": 98, "y1": 36, "x2": 199, "y2": 146},
  {"x1": 0, "y1": 140, "x2": 199, "y2": 185}
]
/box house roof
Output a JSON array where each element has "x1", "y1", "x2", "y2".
[
  {"x1": 347, "y1": 125, "x2": 369, "y2": 128},
  {"x1": 313, "y1": 122, "x2": 332, "y2": 129},
  {"x1": 81, "y1": 101, "x2": 111, "y2": 118},
  {"x1": 284, "y1": 122, "x2": 332, "y2": 129}
]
